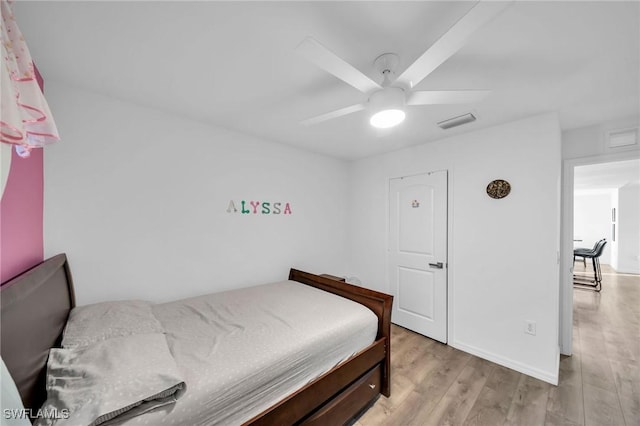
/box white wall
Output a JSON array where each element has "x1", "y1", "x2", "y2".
[
  {"x1": 573, "y1": 190, "x2": 613, "y2": 264},
  {"x1": 347, "y1": 113, "x2": 561, "y2": 384},
  {"x1": 44, "y1": 82, "x2": 350, "y2": 305},
  {"x1": 562, "y1": 116, "x2": 639, "y2": 160},
  {"x1": 617, "y1": 183, "x2": 640, "y2": 274}
]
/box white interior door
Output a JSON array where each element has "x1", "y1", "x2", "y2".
[{"x1": 389, "y1": 171, "x2": 448, "y2": 343}]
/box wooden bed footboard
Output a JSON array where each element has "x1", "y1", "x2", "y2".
[
  {"x1": 289, "y1": 269, "x2": 392, "y2": 397},
  {"x1": 244, "y1": 269, "x2": 393, "y2": 425}
]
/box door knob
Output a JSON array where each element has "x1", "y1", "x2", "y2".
[{"x1": 429, "y1": 262, "x2": 444, "y2": 269}]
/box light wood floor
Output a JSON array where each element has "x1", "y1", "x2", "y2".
[{"x1": 356, "y1": 264, "x2": 639, "y2": 426}]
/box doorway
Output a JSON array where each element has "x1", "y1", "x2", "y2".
[
  {"x1": 388, "y1": 171, "x2": 448, "y2": 343},
  {"x1": 561, "y1": 153, "x2": 640, "y2": 355}
]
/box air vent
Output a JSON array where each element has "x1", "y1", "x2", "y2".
[
  {"x1": 607, "y1": 128, "x2": 638, "y2": 148},
  {"x1": 437, "y1": 113, "x2": 477, "y2": 130}
]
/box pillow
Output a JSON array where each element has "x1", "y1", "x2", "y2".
[
  {"x1": 62, "y1": 300, "x2": 163, "y2": 348},
  {"x1": 1, "y1": 357, "x2": 32, "y2": 426}
]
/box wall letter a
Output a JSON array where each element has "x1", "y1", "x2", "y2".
[{"x1": 226, "y1": 200, "x2": 238, "y2": 213}]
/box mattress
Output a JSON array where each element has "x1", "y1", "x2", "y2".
[{"x1": 116, "y1": 280, "x2": 378, "y2": 426}]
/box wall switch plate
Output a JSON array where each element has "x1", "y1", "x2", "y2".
[{"x1": 525, "y1": 320, "x2": 536, "y2": 336}]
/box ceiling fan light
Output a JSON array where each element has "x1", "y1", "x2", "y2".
[
  {"x1": 368, "y1": 86, "x2": 406, "y2": 128},
  {"x1": 370, "y1": 109, "x2": 406, "y2": 128}
]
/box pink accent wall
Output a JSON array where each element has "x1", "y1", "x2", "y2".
[
  {"x1": 0, "y1": 65, "x2": 45, "y2": 284},
  {"x1": 0, "y1": 149, "x2": 44, "y2": 283}
]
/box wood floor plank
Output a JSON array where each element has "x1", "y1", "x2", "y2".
[
  {"x1": 389, "y1": 333, "x2": 444, "y2": 405},
  {"x1": 392, "y1": 338, "x2": 438, "y2": 385},
  {"x1": 580, "y1": 353, "x2": 618, "y2": 392},
  {"x1": 504, "y1": 375, "x2": 552, "y2": 426},
  {"x1": 389, "y1": 324, "x2": 416, "y2": 355},
  {"x1": 544, "y1": 411, "x2": 583, "y2": 426},
  {"x1": 603, "y1": 329, "x2": 639, "y2": 362},
  {"x1": 550, "y1": 352, "x2": 584, "y2": 425},
  {"x1": 463, "y1": 365, "x2": 522, "y2": 426},
  {"x1": 386, "y1": 370, "x2": 419, "y2": 408},
  {"x1": 379, "y1": 350, "x2": 471, "y2": 425},
  {"x1": 580, "y1": 335, "x2": 609, "y2": 358},
  {"x1": 618, "y1": 394, "x2": 640, "y2": 426},
  {"x1": 583, "y1": 383, "x2": 626, "y2": 426},
  {"x1": 571, "y1": 326, "x2": 582, "y2": 355},
  {"x1": 422, "y1": 357, "x2": 495, "y2": 426},
  {"x1": 546, "y1": 381, "x2": 584, "y2": 426},
  {"x1": 609, "y1": 360, "x2": 640, "y2": 426},
  {"x1": 603, "y1": 338, "x2": 638, "y2": 364}
]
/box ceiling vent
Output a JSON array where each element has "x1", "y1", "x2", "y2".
[
  {"x1": 437, "y1": 113, "x2": 476, "y2": 130},
  {"x1": 607, "y1": 128, "x2": 638, "y2": 149}
]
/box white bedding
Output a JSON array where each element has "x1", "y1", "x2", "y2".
[{"x1": 115, "y1": 280, "x2": 378, "y2": 426}]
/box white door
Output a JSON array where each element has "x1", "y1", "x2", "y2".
[{"x1": 389, "y1": 171, "x2": 448, "y2": 343}]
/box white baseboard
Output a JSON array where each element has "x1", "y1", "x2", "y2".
[
  {"x1": 613, "y1": 269, "x2": 640, "y2": 275},
  {"x1": 451, "y1": 339, "x2": 559, "y2": 385}
]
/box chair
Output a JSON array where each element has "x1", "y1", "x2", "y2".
[
  {"x1": 573, "y1": 239, "x2": 607, "y2": 292},
  {"x1": 573, "y1": 239, "x2": 603, "y2": 267}
]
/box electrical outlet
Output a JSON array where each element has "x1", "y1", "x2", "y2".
[{"x1": 525, "y1": 320, "x2": 536, "y2": 336}]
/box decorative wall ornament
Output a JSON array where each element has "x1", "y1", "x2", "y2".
[
  {"x1": 486, "y1": 179, "x2": 511, "y2": 199},
  {"x1": 227, "y1": 200, "x2": 292, "y2": 215},
  {"x1": 1, "y1": 2, "x2": 60, "y2": 158},
  {"x1": 411, "y1": 199, "x2": 420, "y2": 208}
]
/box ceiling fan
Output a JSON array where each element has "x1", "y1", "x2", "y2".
[{"x1": 297, "y1": 0, "x2": 512, "y2": 129}]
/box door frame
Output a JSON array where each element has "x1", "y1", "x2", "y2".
[
  {"x1": 387, "y1": 169, "x2": 451, "y2": 343},
  {"x1": 560, "y1": 150, "x2": 640, "y2": 355}
]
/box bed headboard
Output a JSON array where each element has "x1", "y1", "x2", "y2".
[{"x1": 1, "y1": 254, "x2": 75, "y2": 411}]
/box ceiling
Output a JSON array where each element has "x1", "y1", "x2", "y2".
[
  {"x1": 14, "y1": 1, "x2": 640, "y2": 160},
  {"x1": 574, "y1": 159, "x2": 640, "y2": 193}
]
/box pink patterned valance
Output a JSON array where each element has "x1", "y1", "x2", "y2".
[{"x1": 1, "y1": 0, "x2": 59, "y2": 158}]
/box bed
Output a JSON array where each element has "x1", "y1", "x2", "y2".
[{"x1": 0, "y1": 254, "x2": 392, "y2": 425}]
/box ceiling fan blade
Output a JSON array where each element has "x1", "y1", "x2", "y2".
[
  {"x1": 395, "y1": 1, "x2": 512, "y2": 89},
  {"x1": 297, "y1": 37, "x2": 382, "y2": 94},
  {"x1": 300, "y1": 104, "x2": 366, "y2": 126},
  {"x1": 407, "y1": 90, "x2": 490, "y2": 105}
]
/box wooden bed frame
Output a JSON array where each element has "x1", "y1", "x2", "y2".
[{"x1": 0, "y1": 254, "x2": 392, "y2": 425}]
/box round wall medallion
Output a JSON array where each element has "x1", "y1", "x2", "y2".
[{"x1": 486, "y1": 179, "x2": 511, "y2": 199}]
